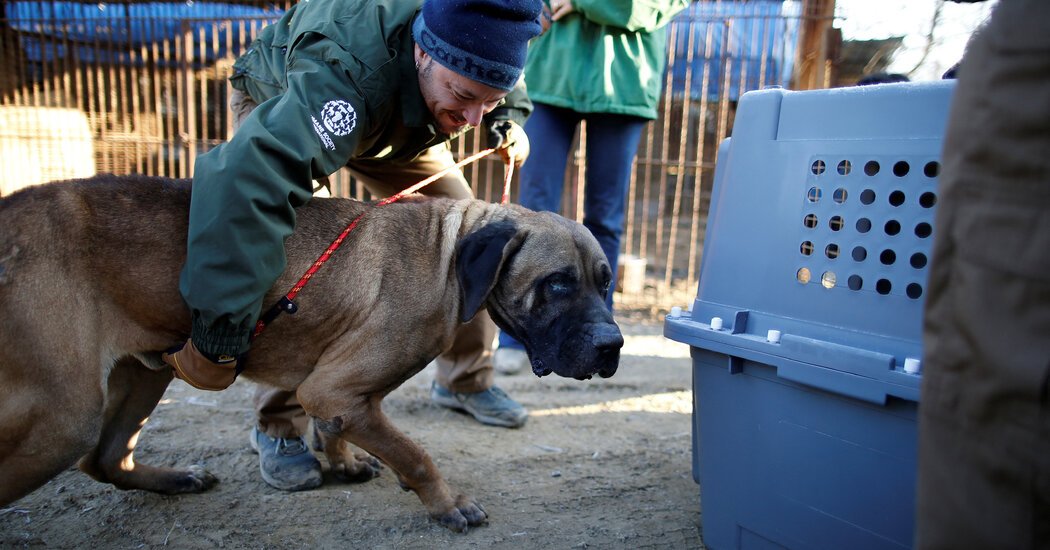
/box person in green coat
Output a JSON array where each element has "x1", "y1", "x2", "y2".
[
  {"x1": 495, "y1": 0, "x2": 687, "y2": 375},
  {"x1": 162, "y1": 0, "x2": 543, "y2": 491}
]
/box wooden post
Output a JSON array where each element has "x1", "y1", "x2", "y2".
[{"x1": 793, "y1": 0, "x2": 837, "y2": 90}]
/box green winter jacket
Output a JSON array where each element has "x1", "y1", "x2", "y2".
[{"x1": 524, "y1": 0, "x2": 687, "y2": 119}]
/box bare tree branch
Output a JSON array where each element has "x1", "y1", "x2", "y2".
[{"x1": 908, "y1": 0, "x2": 945, "y2": 76}]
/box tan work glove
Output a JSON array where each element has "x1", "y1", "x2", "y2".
[{"x1": 162, "y1": 339, "x2": 239, "y2": 391}]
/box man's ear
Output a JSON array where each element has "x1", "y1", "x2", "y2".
[
  {"x1": 455, "y1": 221, "x2": 521, "y2": 323},
  {"x1": 413, "y1": 44, "x2": 427, "y2": 69}
]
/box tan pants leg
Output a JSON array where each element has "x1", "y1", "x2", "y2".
[
  {"x1": 228, "y1": 88, "x2": 256, "y2": 130},
  {"x1": 254, "y1": 385, "x2": 310, "y2": 439}
]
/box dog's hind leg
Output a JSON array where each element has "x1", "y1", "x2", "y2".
[
  {"x1": 0, "y1": 414, "x2": 98, "y2": 506},
  {"x1": 0, "y1": 361, "x2": 103, "y2": 506},
  {"x1": 77, "y1": 357, "x2": 218, "y2": 494}
]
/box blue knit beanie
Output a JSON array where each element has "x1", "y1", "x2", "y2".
[{"x1": 413, "y1": 0, "x2": 543, "y2": 92}]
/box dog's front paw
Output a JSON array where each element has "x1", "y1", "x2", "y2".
[
  {"x1": 331, "y1": 453, "x2": 382, "y2": 483},
  {"x1": 171, "y1": 465, "x2": 219, "y2": 493},
  {"x1": 434, "y1": 494, "x2": 487, "y2": 533}
]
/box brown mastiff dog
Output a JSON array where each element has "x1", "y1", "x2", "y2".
[{"x1": 0, "y1": 174, "x2": 622, "y2": 532}]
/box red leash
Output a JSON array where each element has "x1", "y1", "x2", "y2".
[{"x1": 253, "y1": 148, "x2": 513, "y2": 338}]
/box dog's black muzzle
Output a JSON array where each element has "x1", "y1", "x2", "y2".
[{"x1": 531, "y1": 321, "x2": 623, "y2": 380}]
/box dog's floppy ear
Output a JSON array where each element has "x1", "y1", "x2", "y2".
[{"x1": 456, "y1": 220, "x2": 521, "y2": 323}]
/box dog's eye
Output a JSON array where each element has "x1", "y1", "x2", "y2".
[{"x1": 543, "y1": 273, "x2": 574, "y2": 296}]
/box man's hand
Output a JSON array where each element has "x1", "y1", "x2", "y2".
[
  {"x1": 486, "y1": 120, "x2": 529, "y2": 167},
  {"x1": 549, "y1": 0, "x2": 575, "y2": 21}
]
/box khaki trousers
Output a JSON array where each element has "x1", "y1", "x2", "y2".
[
  {"x1": 229, "y1": 89, "x2": 497, "y2": 438},
  {"x1": 915, "y1": 2, "x2": 1050, "y2": 548}
]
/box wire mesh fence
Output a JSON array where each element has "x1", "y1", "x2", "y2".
[{"x1": 0, "y1": 0, "x2": 822, "y2": 317}]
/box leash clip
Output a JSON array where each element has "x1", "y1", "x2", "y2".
[
  {"x1": 279, "y1": 297, "x2": 298, "y2": 315},
  {"x1": 253, "y1": 296, "x2": 298, "y2": 340}
]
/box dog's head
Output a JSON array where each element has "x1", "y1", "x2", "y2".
[{"x1": 456, "y1": 210, "x2": 622, "y2": 380}]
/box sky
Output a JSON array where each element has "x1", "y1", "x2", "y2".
[{"x1": 834, "y1": 0, "x2": 997, "y2": 81}]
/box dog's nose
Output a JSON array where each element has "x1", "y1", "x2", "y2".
[
  {"x1": 588, "y1": 322, "x2": 621, "y2": 379},
  {"x1": 590, "y1": 323, "x2": 624, "y2": 351},
  {"x1": 531, "y1": 358, "x2": 553, "y2": 377}
]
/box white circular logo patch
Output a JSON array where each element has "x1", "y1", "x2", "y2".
[{"x1": 321, "y1": 100, "x2": 357, "y2": 136}]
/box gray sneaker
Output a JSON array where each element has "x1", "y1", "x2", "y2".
[
  {"x1": 430, "y1": 383, "x2": 528, "y2": 428},
  {"x1": 249, "y1": 427, "x2": 323, "y2": 491},
  {"x1": 493, "y1": 347, "x2": 529, "y2": 375}
]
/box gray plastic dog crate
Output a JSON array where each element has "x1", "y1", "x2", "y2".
[{"x1": 664, "y1": 81, "x2": 955, "y2": 550}]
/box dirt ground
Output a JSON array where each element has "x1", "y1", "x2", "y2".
[{"x1": 0, "y1": 318, "x2": 703, "y2": 549}]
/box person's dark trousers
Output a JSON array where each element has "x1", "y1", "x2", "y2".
[
  {"x1": 915, "y1": 1, "x2": 1050, "y2": 548},
  {"x1": 498, "y1": 102, "x2": 646, "y2": 350}
]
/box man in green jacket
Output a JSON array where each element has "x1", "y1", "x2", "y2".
[
  {"x1": 494, "y1": 0, "x2": 687, "y2": 374},
  {"x1": 162, "y1": 0, "x2": 543, "y2": 491}
]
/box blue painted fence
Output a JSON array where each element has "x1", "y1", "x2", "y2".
[{"x1": 666, "y1": 0, "x2": 800, "y2": 101}]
